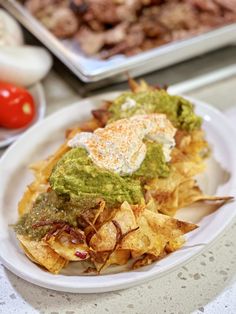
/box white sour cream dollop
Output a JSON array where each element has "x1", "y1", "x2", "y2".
[
  {"x1": 68, "y1": 114, "x2": 176, "y2": 176},
  {"x1": 121, "y1": 97, "x2": 137, "y2": 111}
]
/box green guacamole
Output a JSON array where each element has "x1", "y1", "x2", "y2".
[
  {"x1": 133, "y1": 142, "x2": 170, "y2": 179},
  {"x1": 108, "y1": 90, "x2": 202, "y2": 131},
  {"x1": 49, "y1": 147, "x2": 144, "y2": 208},
  {"x1": 14, "y1": 191, "x2": 87, "y2": 240},
  {"x1": 15, "y1": 144, "x2": 169, "y2": 240},
  {"x1": 50, "y1": 145, "x2": 169, "y2": 207}
]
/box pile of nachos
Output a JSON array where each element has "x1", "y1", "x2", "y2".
[{"x1": 14, "y1": 80, "x2": 231, "y2": 274}]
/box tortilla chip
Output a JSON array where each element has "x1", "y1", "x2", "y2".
[
  {"x1": 132, "y1": 252, "x2": 166, "y2": 269},
  {"x1": 18, "y1": 128, "x2": 82, "y2": 216},
  {"x1": 145, "y1": 150, "x2": 206, "y2": 216},
  {"x1": 177, "y1": 180, "x2": 233, "y2": 207},
  {"x1": 195, "y1": 195, "x2": 233, "y2": 202},
  {"x1": 92, "y1": 249, "x2": 130, "y2": 271},
  {"x1": 20, "y1": 243, "x2": 39, "y2": 264},
  {"x1": 18, "y1": 181, "x2": 50, "y2": 216},
  {"x1": 44, "y1": 232, "x2": 89, "y2": 262},
  {"x1": 122, "y1": 204, "x2": 197, "y2": 258},
  {"x1": 146, "y1": 176, "x2": 193, "y2": 216},
  {"x1": 79, "y1": 118, "x2": 103, "y2": 132},
  {"x1": 90, "y1": 202, "x2": 197, "y2": 270},
  {"x1": 90, "y1": 202, "x2": 138, "y2": 252},
  {"x1": 128, "y1": 78, "x2": 152, "y2": 93},
  {"x1": 17, "y1": 235, "x2": 67, "y2": 274}
]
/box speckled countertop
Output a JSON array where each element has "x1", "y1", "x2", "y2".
[
  {"x1": 1, "y1": 47, "x2": 236, "y2": 314},
  {"x1": 0, "y1": 221, "x2": 235, "y2": 314}
]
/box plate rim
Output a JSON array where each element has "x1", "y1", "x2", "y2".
[{"x1": 0, "y1": 92, "x2": 236, "y2": 293}]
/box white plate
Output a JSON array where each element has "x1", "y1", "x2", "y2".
[
  {"x1": 0, "y1": 93, "x2": 236, "y2": 293},
  {"x1": 0, "y1": 82, "x2": 46, "y2": 148}
]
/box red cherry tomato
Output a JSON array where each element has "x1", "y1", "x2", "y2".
[{"x1": 0, "y1": 81, "x2": 36, "y2": 129}]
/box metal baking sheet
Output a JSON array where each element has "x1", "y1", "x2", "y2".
[{"x1": 3, "y1": 0, "x2": 236, "y2": 83}]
